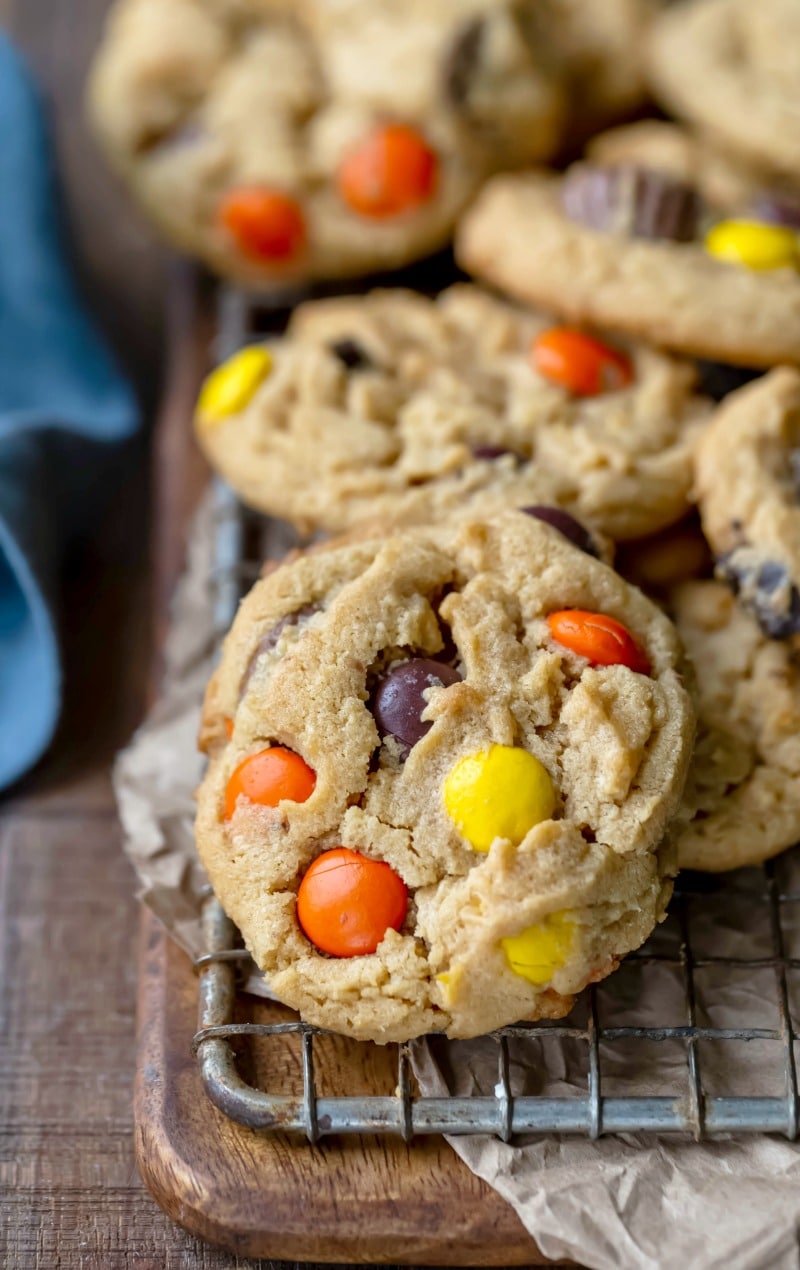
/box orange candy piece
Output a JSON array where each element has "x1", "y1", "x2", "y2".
[
  {"x1": 546, "y1": 610, "x2": 651, "y2": 675},
  {"x1": 532, "y1": 328, "x2": 633, "y2": 397},
  {"x1": 337, "y1": 123, "x2": 438, "y2": 218},
  {"x1": 296, "y1": 847, "x2": 408, "y2": 958},
  {"x1": 224, "y1": 746, "x2": 316, "y2": 819},
  {"x1": 218, "y1": 187, "x2": 306, "y2": 262}
]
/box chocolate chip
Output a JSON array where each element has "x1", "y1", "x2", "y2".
[
  {"x1": 751, "y1": 192, "x2": 800, "y2": 229},
  {"x1": 471, "y1": 445, "x2": 520, "y2": 461},
  {"x1": 717, "y1": 551, "x2": 800, "y2": 639},
  {"x1": 240, "y1": 603, "x2": 321, "y2": 696},
  {"x1": 443, "y1": 16, "x2": 485, "y2": 110},
  {"x1": 695, "y1": 360, "x2": 764, "y2": 403},
  {"x1": 372, "y1": 658, "x2": 462, "y2": 755},
  {"x1": 562, "y1": 163, "x2": 701, "y2": 243},
  {"x1": 521, "y1": 505, "x2": 600, "y2": 558},
  {"x1": 329, "y1": 339, "x2": 374, "y2": 371}
]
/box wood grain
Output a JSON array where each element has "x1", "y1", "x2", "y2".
[{"x1": 136, "y1": 912, "x2": 550, "y2": 1265}]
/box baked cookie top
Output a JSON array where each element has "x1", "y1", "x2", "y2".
[
  {"x1": 87, "y1": 0, "x2": 563, "y2": 284},
  {"x1": 196, "y1": 511, "x2": 695, "y2": 1042},
  {"x1": 194, "y1": 285, "x2": 711, "y2": 541},
  {"x1": 456, "y1": 165, "x2": 800, "y2": 368},
  {"x1": 528, "y1": 0, "x2": 655, "y2": 144},
  {"x1": 647, "y1": 0, "x2": 800, "y2": 180},
  {"x1": 694, "y1": 368, "x2": 800, "y2": 640},
  {"x1": 671, "y1": 580, "x2": 800, "y2": 872}
]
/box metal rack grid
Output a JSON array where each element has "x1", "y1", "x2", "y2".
[{"x1": 192, "y1": 287, "x2": 800, "y2": 1143}]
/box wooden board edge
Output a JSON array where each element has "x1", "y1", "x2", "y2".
[{"x1": 134, "y1": 910, "x2": 553, "y2": 1265}]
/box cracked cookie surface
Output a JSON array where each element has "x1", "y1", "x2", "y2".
[
  {"x1": 87, "y1": 0, "x2": 563, "y2": 285},
  {"x1": 195, "y1": 285, "x2": 711, "y2": 541},
  {"x1": 671, "y1": 580, "x2": 800, "y2": 871},
  {"x1": 196, "y1": 511, "x2": 695, "y2": 1042}
]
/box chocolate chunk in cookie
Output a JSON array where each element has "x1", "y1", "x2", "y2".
[
  {"x1": 695, "y1": 368, "x2": 800, "y2": 640},
  {"x1": 716, "y1": 550, "x2": 800, "y2": 639},
  {"x1": 562, "y1": 163, "x2": 701, "y2": 243},
  {"x1": 444, "y1": 16, "x2": 485, "y2": 110}
]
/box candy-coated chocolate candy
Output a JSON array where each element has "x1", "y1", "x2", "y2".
[
  {"x1": 704, "y1": 219, "x2": 799, "y2": 271},
  {"x1": 373, "y1": 658, "x2": 462, "y2": 754},
  {"x1": 296, "y1": 847, "x2": 408, "y2": 957},
  {"x1": 443, "y1": 744, "x2": 556, "y2": 852},
  {"x1": 198, "y1": 346, "x2": 272, "y2": 425},
  {"x1": 218, "y1": 187, "x2": 306, "y2": 262},
  {"x1": 224, "y1": 745, "x2": 316, "y2": 819},
  {"x1": 521, "y1": 505, "x2": 599, "y2": 558},
  {"x1": 337, "y1": 123, "x2": 438, "y2": 218},
  {"x1": 547, "y1": 610, "x2": 651, "y2": 674},
  {"x1": 501, "y1": 912, "x2": 575, "y2": 984},
  {"x1": 532, "y1": 328, "x2": 633, "y2": 397}
]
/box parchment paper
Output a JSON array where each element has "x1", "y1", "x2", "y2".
[{"x1": 114, "y1": 489, "x2": 800, "y2": 1270}]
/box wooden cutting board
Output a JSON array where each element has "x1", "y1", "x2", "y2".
[
  {"x1": 134, "y1": 265, "x2": 554, "y2": 1264},
  {"x1": 135, "y1": 910, "x2": 554, "y2": 1263}
]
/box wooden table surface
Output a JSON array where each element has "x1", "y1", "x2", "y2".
[{"x1": 0, "y1": 5, "x2": 568, "y2": 1267}]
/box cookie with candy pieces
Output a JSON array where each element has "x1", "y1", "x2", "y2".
[
  {"x1": 196, "y1": 510, "x2": 695, "y2": 1043},
  {"x1": 194, "y1": 285, "x2": 712, "y2": 543}
]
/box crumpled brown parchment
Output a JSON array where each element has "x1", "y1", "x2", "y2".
[{"x1": 113, "y1": 488, "x2": 800, "y2": 1270}]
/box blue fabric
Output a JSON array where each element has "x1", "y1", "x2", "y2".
[{"x1": 0, "y1": 36, "x2": 139, "y2": 790}]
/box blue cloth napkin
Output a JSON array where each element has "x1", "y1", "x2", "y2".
[{"x1": 0, "y1": 36, "x2": 139, "y2": 791}]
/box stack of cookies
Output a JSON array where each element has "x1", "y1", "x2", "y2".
[{"x1": 91, "y1": 0, "x2": 800, "y2": 1042}]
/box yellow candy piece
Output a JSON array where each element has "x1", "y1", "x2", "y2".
[
  {"x1": 501, "y1": 911, "x2": 575, "y2": 985},
  {"x1": 198, "y1": 346, "x2": 272, "y2": 425},
  {"x1": 435, "y1": 964, "x2": 464, "y2": 1006},
  {"x1": 443, "y1": 744, "x2": 556, "y2": 852},
  {"x1": 705, "y1": 219, "x2": 799, "y2": 272}
]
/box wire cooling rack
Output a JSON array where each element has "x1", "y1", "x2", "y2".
[{"x1": 192, "y1": 286, "x2": 800, "y2": 1143}]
